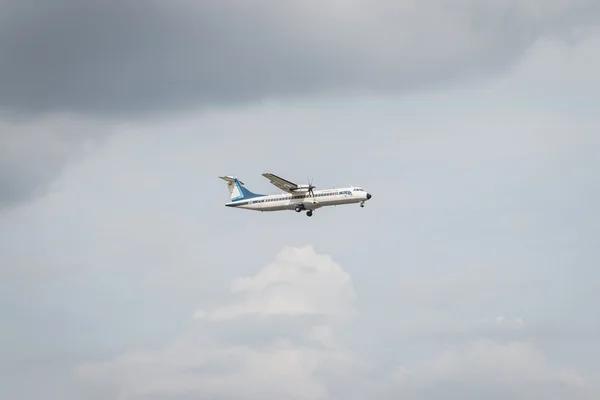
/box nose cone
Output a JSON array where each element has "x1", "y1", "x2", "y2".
[{"x1": 366, "y1": 193, "x2": 372, "y2": 200}]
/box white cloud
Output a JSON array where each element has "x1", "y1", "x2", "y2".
[
  {"x1": 76, "y1": 246, "x2": 596, "y2": 400},
  {"x1": 78, "y1": 342, "x2": 334, "y2": 400},
  {"x1": 193, "y1": 245, "x2": 356, "y2": 321},
  {"x1": 480, "y1": 316, "x2": 526, "y2": 328},
  {"x1": 429, "y1": 340, "x2": 584, "y2": 385},
  {"x1": 391, "y1": 340, "x2": 591, "y2": 399},
  {"x1": 77, "y1": 245, "x2": 362, "y2": 399}
]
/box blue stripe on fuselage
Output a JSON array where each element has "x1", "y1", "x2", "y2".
[{"x1": 226, "y1": 201, "x2": 249, "y2": 207}]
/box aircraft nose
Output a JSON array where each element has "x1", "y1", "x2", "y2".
[{"x1": 366, "y1": 193, "x2": 372, "y2": 200}]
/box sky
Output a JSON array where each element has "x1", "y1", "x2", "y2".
[{"x1": 1, "y1": 1, "x2": 599, "y2": 399}]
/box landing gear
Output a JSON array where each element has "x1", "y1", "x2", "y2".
[
  {"x1": 360, "y1": 201, "x2": 365, "y2": 208},
  {"x1": 295, "y1": 206, "x2": 302, "y2": 213},
  {"x1": 306, "y1": 210, "x2": 313, "y2": 217}
]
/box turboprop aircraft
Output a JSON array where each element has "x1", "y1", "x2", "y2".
[{"x1": 219, "y1": 173, "x2": 372, "y2": 217}]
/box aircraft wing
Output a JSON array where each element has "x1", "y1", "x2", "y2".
[{"x1": 262, "y1": 173, "x2": 299, "y2": 193}]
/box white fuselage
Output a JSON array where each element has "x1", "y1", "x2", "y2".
[{"x1": 225, "y1": 187, "x2": 371, "y2": 212}]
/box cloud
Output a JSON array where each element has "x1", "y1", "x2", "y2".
[
  {"x1": 77, "y1": 245, "x2": 365, "y2": 400},
  {"x1": 391, "y1": 339, "x2": 591, "y2": 400},
  {"x1": 193, "y1": 245, "x2": 356, "y2": 321},
  {"x1": 1, "y1": 0, "x2": 599, "y2": 116},
  {"x1": 414, "y1": 340, "x2": 583, "y2": 385},
  {"x1": 2, "y1": 19, "x2": 599, "y2": 398},
  {"x1": 76, "y1": 246, "x2": 595, "y2": 400},
  {"x1": 0, "y1": 116, "x2": 109, "y2": 209},
  {"x1": 480, "y1": 316, "x2": 525, "y2": 328},
  {"x1": 2, "y1": 2, "x2": 599, "y2": 208}
]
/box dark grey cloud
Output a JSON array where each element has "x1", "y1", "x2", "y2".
[
  {"x1": 0, "y1": 118, "x2": 109, "y2": 209},
  {"x1": 2, "y1": 0, "x2": 599, "y2": 206},
  {"x1": 0, "y1": 134, "x2": 66, "y2": 209},
  {"x1": 1, "y1": 0, "x2": 599, "y2": 117}
]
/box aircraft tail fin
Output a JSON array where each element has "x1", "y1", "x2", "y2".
[{"x1": 219, "y1": 176, "x2": 263, "y2": 201}]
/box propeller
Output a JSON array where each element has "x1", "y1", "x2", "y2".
[{"x1": 307, "y1": 177, "x2": 316, "y2": 197}]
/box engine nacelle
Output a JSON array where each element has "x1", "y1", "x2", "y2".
[{"x1": 291, "y1": 185, "x2": 311, "y2": 193}]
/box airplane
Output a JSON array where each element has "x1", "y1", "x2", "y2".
[{"x1": 219, "y1": 172, "x2": 372, "y2": 217}]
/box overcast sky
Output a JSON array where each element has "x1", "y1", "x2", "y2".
[{"x1": 1, "y1": 1, "x2": 600, "y2": 399}]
